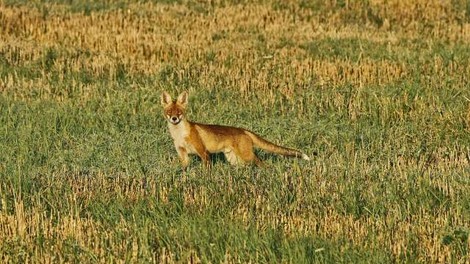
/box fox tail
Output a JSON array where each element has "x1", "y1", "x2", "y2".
[{"x1": 245, "y1": 131, "x2": 310, "y2": 161}]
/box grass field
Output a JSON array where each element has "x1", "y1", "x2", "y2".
[{"x1": 0, "y1": 0, "x2": 469, "y2": 263}]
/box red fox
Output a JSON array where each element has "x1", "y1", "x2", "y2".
[{"x1": 161, "y1": 91, "x2": 310, "y2": 168}]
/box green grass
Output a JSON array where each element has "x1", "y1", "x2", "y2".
[
  {"x1": 1, "y1": 68, "x2": 468, "y2": 262},
  {"x1": 1, "y1": 1, "x2": 469, "y2": 263}
]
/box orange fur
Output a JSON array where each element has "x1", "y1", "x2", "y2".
[{"x1": 161, "y1": 91, "x2": 310, "y2": 169}]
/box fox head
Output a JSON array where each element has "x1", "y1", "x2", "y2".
[{"x1": 161, "y1": 91, "x2": 188, "y2": 125}]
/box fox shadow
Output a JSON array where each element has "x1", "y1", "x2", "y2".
[{"x1": 192, "y1": 150, "x2": 286, "y2": 166}]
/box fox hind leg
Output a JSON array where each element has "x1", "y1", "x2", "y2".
[
  {"x1": 232, "y1": 137, "x2": 264, "y2": 167},
  {"x1": 238, "y1": 149, "x2": 263, "y2": 167}
]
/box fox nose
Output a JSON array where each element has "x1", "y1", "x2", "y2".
[{"x1": 171, "y1": 116, "x2": 178, "y2": 122}]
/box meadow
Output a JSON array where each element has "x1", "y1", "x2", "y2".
[{"x1": 0, "y1": 0, "x2": 469, "y2": 263}]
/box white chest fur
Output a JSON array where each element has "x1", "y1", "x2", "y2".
[{"x1": 168, "y1": 122, "x2": 192, "y2": 152}]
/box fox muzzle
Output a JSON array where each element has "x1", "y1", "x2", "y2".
[{"x1": 168, "y1": 115, "x2": 182, "y2": 125}]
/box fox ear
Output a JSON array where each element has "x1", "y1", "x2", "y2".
[
  {"x1": 161, "y1": 91, "x2": 172, "y2": 106},
  {"x1": 177, "y1": 91, "x2": 188, "y2": 107}
]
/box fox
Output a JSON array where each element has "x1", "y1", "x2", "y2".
[{"x1": 161, "y1": 91, "x2": 310, "y2": 169}]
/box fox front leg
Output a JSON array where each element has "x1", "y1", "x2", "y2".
[{"x1": 177, "y1": 147, "x2": 190, "y2": 170}]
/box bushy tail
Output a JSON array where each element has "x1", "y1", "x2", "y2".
[{"x1": 245, "y1": 131, "x2": 310, "y2": 160}]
